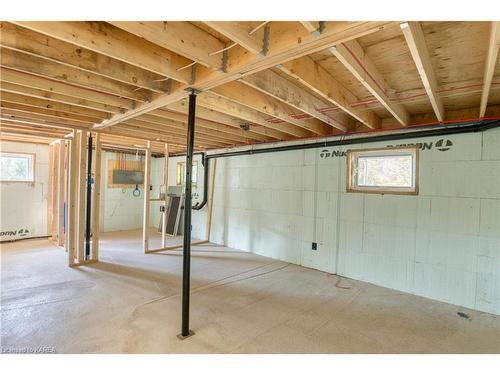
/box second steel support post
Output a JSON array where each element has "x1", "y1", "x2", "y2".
[{"x1": 180, "y1": 90, "x2": 197, "y2": 339}]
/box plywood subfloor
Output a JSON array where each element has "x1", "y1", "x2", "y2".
[{"x1": 1, "y1": 230, "x2": 499, "y2": 354}]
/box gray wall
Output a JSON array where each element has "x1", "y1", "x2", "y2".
[{"x1": 195, "y1": 128, "x2": 500, "y2": 315}]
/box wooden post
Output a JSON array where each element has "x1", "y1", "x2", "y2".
[
  {"x1": 56, "y1": 140, "x2": 66, "y2": 247},
  {"x1": 142, "y1": 141, "x2": 152, "y2": 253},
  {"x1": 161, "y1": 143, "x2": 169, "y2": 248},
  {"x1": 48, "y1": 143, "x2": 55, "y2": 239},
  {"x1": 205, "y1": 158, "x2": 217, "y2": 241},
  {"x1": 77, "y1": 131, "x2": 87, "y2": 263},
  {"x1": 67, "y1": 130, "x2": 78, "y2": 266},
  {"x1": 91, "y1": 133, "x2": 102, "y2": 261}
]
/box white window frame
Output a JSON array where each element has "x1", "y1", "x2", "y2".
[
  {"x1": 0, "y1": 152, "x2": 36, "y2": 183},
  {"x1": 346, "y1": 146, "x2": 419, "y2": 195}
]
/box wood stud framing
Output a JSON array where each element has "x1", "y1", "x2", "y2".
[
  {"x1": 161, "y1": 143, "x2": 169, "y2": 248},
  {"x1": 67, "y1": 130, "x2": 78, "y2": 266},
  {"x1": 142, "y1": 141, "x2": 152, "y2": 253},
  {"x1": 329, "y1": 39, "x2": 410, "y2": 126},
  {"x1": 480, "y1": 21, "x2": 500, "y2": 118},
  {"x1": 1, "y1": 20, "x2": 498, "y2": 153},
  {"x1": 400, "y1": 22, "x2": 444, "y2": 122}
]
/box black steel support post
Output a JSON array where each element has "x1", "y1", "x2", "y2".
[
  {"x1": 179, "y1": 90, "x2": 197, "y2": 339},
  {"x1": 85, "y1": 134, "x2": 93, "y2": 260}
]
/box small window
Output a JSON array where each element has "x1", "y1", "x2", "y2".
[
  {"x1": 0, "y1": 152, "x2": 35, "y2": 182},
  {"x1": 176, "y1": 161, "x2": 198, "y2": 187},
  {"x1": 346, "y1": 146, "x2": 418, "y2": 195}
]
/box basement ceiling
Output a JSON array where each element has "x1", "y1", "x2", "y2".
[{"x1": 1, "y1": 21, "x2": 499, "y2": 155}]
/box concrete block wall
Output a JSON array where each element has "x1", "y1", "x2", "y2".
[
  {"x1": 201, "y1": 129, "x2": 500, "y2": 315},
  {"x1": 0, "y1": 141, "x2": 49, "y2": 241}
]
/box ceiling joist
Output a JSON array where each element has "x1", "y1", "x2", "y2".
[
  {"x1": 329, "y1": 39, "x2": 410, "y2": 125},
  {"x1": 479, "y1": 21, "x2": 500, "y2": 118},
  {"x1": 400, "y1": 22, "x2": 445, "y2": 122}
]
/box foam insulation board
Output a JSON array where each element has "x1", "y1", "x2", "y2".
[{"x1": 202, "y1": 131, "x2": 500, "y2": 315}]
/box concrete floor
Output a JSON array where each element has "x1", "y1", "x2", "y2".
[{"x1": 1, "y1": 229, "x2": 499, "y2": 354}]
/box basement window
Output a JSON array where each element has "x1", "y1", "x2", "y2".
[
  {"x1": 0, "y1": 152, "x2": 35, "y2": 183},
  {"x1": 346, "y1": 146, "x2": 418, "y2": 195},
  {"x1": 176, "y1": 161, "x2": 198, "y2": 187}
]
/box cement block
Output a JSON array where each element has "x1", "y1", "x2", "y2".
[
  {"x1": 416, "y1": 197, "x2": 480, "y2": 234},
  {"x1": 364, "y1": 194, "x2": 417, "y2": 228},
  {"x1": 478, "y1": 236, "x2": 500, "y2": 259},
  {"x1": 480, "y1": 199, "x2": 500, "y2": 237},
  {"x1": 338, "y1": 220, "x2": 363, "y2": 254},
  {"x1": 482, "y1": 127, "x2": 500, "y2": 161},
  {"x1": 340, "y1": 193, "x2": 364, "y2": 222},
  {"x1": 474, "y1": 255, "x2": 500, "y2": 314},
  {"x1": 415, "y1": 230, "x2": 479, "y2": 272},
  {"x1": 363, "y1": 223, "x2": 416, "y2": 259}
]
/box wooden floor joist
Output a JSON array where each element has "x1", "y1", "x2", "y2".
[{"x1": 0, "y1": 21, "x2": 497, "y2": 152}]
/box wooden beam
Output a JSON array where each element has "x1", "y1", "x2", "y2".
[
  {"x1": 0, "y1": 68, "x2": 132, "y2": 111},
  {"x1": 109, "y1": 22, "x2": 225, "y2": 68},
  {"x1": 0, "y1": 133, "x2": 54, "y2": 143},
  {"x1": 91, "y1": 21, "x2": 391, "y2": 128},
  {"x1": 143, "y1": 141, "x2": 152, "y2": 253},
  {"x1": 0, "y1": 111, "x2": 89, "y2": 131},
  {"x1": 0, "y1": 123, "x2": 68, "y2": 138},
  {"x1": 204, "y1": 21, "x2": 266, "y2": 55},
  {"x1": 12, "y1": 21, "x2": 193, "y2": 84},
  {"x1": 300, "y1": 22, "x2": 322, "y2": 34},
  {"x1": 0, "y1": 106, "x2": 93, "y2": 128},
  {"x1": 0, "y1": 48, "x2": 150, "y2": 102},
  {"x1": 273, "y1": 57, "x2": 381, "y2": 129},
  {"x1": 240, "y1": 70, "x2": 348, "y2": 132},
  {"x1": 329, "y1": 39, "x2": 410, "y2": 125},
  {"x1": 166, "y1": 101, "x2": 291, "y2": 140},
  {"x1": 148, "y1": 109, "x2": 272, "y2": 143},
  {"x1": 479, "y1": 21, "x2": 500, "y2": 118},
  {"x1": 0, "y1": 81, "x2": 119, "y2": 115},
  {"x1": 1, "y1": 100, "x2": 102, "y2": 124},
  {"x1": 211, "y1": 81, "x2": 332, "y2": 135},
  {"x1": 197, "y1": 91, "x2": 308, "y2": 138},
  {"x1": 0, "y1": 91, "x2": 108, "y2": 120},
  {"x1": 124, "y1": 117, "x2": 238, "y2": 146},
  {"x1": 136, "y1": 111, "x2": 250, "y2": 142},
  {"x1": 91, "y1": 133, "x2": 101, "y2": 261},
  {"x1": 400, "y1": 22, "x2": 444, "y2": 122},
  {"x1": 0, "y1": 22, "x2": 168, "y2": 93}
]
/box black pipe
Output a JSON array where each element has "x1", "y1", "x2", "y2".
[
  {"x1": 205, "y1": 120, "x2": 500, "y2": 160},
  {"x1": 177, "y1": 120, "x2": 499, "y2": 219},
  {"x1": 180, "y1": 91, "x2": 197, "y2": 338},
  {"x1": 193, "y1": 153, "x2": 208, "y2": 210},
  {"x1": 85, "y1": 134, "x2": 93, "y2": 260}
]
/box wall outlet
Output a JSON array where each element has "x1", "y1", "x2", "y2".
[{"x1": 312, "y1": 242, "x2": 317, "y2": 250}]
